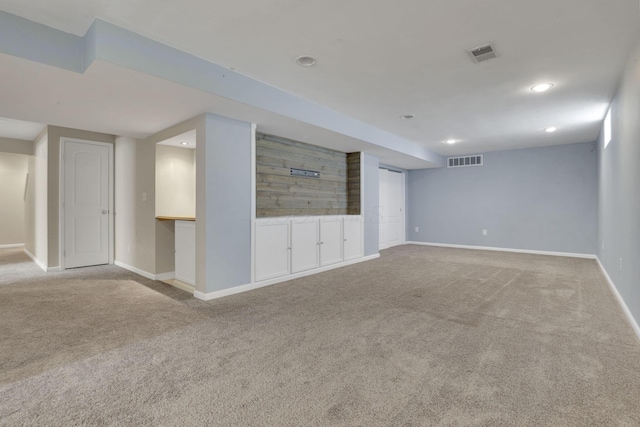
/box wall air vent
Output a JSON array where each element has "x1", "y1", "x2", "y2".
[
  {"x1": 467, "y1": 43, "x2": 497, "y2": 63},
  {"x1": 447, "y1": 155, "x2": 483, "y2": 168}
]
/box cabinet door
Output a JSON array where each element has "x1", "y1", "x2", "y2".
[
  {"x1": 255, "y1": 220, "x2": 291, "y2": 281},
  {"x1": 291, "y1": 219, "x2": 320, "y2": 273},
  {"x1": 320, "y1": 216, "x2": 343, "y2": 266},
  {"x1": 175, "y1": 221, "x2": 196, "y2": 285},
  {"x1": 343, "y1": 216, "x2": 363, "y2": 261}
]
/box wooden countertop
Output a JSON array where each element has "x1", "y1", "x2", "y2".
[{"x1": 156, "y1": 216, "x2": 196, "y2": 221}]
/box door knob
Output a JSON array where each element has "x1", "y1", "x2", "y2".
[{"x1": 102, "y1": 210, "x2": 108, "y2": 214}]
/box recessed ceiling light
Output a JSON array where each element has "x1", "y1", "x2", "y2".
[
  {"x1": 544, "y1": 127, "x2": 558, "y2": 133},
  {"x1": 531, "y1": 83, "x2": 554, "y2": 93},
  {"x1": 180, "y1": 142, "x2": 188, "y2": 145},
  {"x1": 296, "y1": 56, "x2": 316, "y2": 67},
  {"x1": 400, "y1": 114, "x2": 415, "y2": 120},
  {"x1": 445, "y1": 139, "x2": 457, "y2": 144}
]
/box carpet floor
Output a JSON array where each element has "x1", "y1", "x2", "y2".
[{"x1": 0, "y1": 245, "x2": 639, "y2": 426}]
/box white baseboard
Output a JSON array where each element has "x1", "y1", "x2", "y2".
[
  {"x1": 406, "y1": 241, "x2": 597, "y2": 259},
  {"x1": 114, "y1": 260, "x2": 175, "y2": 282},
  {"x1": 23, "y1": 248, "x2": 47, "y2": 272},
  {"x1": 155, "y1": 271, "x2": 176, "y2": 281},
  {"x1": 0, "y1": 243, "x2": 24, "y2": 249},
  {"x1": 195, "y1": 253, "x2": 380, "y2": 302},
  {"x1": 162, "y1": 278, "x2": 195, "y2": 293},
  {"x1": 596, "y1": 258, "x2": 640, "y2": 342},
  {"x1": 175, "y1": 275, "x2": 194, "y2": 287},
  {"x1": 115, "y1": 260, "x2": 155, "y2": 280},
  {"x1": 47, "y1": 266, "x2": 61, "y2": 272}
]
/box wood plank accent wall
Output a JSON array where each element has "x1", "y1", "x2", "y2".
[
  {"x1": 256, "y1": 135, "x2": 361, "y2": 217},
  {"x1": 347, "y1": 152, "x2": 361, "y2": 215}
]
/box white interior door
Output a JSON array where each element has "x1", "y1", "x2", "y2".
[
  {"x1": 379, "y1": 168, "x2": 404, "y2": 250},
  {"x1": 378, "y1": 169, "x2": 390, "y2": 249},
  {"x1": 386, "y1": 170, "x2": 404, "y2": 247},
  {"x1": 63, "y1": 140, "x2": 110, "y2": 268}
]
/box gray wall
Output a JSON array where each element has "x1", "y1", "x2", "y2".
[
  {"x1": 0, "y1": 153, "x2": 28, "y2": 245},
  {"x1": 24, "y1": 130, "x2": 48, "y2": 266},
  {"x1": 408, "y1": 142, "x2": 598, "y2": 255},
  {"x1": 362, "y1": 152, "x2": 380, "y2": 257},
  {"x1": 0, "y1": 137, "x2": 33, "y2": 155},
  {"x1": 114, "y1": 136, "x2": 137, "y2": 267},
  {"x1": 598, "y1": 40, "x2": 640, "y2": 327},
  {"x1": 198, "y1": 114, "x2": 253, "y2": 293},
  {"x1": 0, "y1": 138, "x2": 31, "y2": 246}
]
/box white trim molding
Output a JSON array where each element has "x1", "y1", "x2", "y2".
[
  {"x1": 23, "y1": 248, "x2": 47, "y2": 272},
  {"x1": 406, "y1": 241, "x2": 597, "y2": 259},
  {"x1": 163, "y1": 279, "x2": 195, "y2": 293},
  {"x1": 155, "y1": 271, "x2": 176, "y2": 281},
  {"x1": 0, "y1": 243, "x2": 24, "y2": 249},
  {"x1": 195, "y1": 253, "x2": 380, "y2": 301},
  {"x1": 596, "y1": 258, "x2": 640, "y2": 342},
  {"x1": 114, "y1": 260, "x2": 175, "y2": 282}
]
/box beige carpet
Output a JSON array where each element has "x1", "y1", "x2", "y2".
[{"x1": 0, "y1": 245, "x2": 639, "y2": 426}]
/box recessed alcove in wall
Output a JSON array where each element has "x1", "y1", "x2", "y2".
[{"x1": 155, "y1": 129, "x2": 196, "y2": 220}]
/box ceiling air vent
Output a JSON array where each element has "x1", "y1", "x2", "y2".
[
  {"x1": 448, "y1": 155, "x2": 483, "y2": 168},
  {"x1": 467, "y1": 43, "x2": 497, "y2": 63}
]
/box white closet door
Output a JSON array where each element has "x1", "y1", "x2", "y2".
[
  {"x1": 320, "y1": 216, "x2": 343, "y2": 266},
  {"x1": 386, "y1": 170, "x2": 404, "y2": 247},
  {"x1": 378, "y1": 169, "x2": 390, "y2": 249},
  {"x1": 379, "y1": 168, "x2": 404, "y2": 250},
  {"x1": 291, "y1": 218, "x2": 319, "y2": 273},
  {"x1": 255, "y1": 219, "x2": 291, "y2": 281},
  {"x1": 343, "y1": 216, "x2": 363, "y2": 261}
]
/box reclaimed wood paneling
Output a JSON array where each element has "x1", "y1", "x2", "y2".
[
  {"x1": 347, "y1": 152, "x2": 361, "y2": 215},
  {"x1": 256, "y1": 135, "x2": 360, "y2": 217}
]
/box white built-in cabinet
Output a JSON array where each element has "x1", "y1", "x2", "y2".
[
  {"x1": 319, "y1": 216, "x2": 343, "y2": 266},
  {"x1": 343, "y1": 215, "x2": 363, "y2": 261},
  {"x1": 255, "y1": 219, "x2": 291, "y2": 281},
  {"x1": 175, "y1": 220, "x2": 196, "y2": 286},
  {"x1": 291, "y1": 219, "x2": 320, "y2": 273},
  {"x1": 255, "y1": 215, "x2": 363, "y2": 282}
]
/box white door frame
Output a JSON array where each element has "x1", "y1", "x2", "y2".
[{"x1": 59, "y1": 138, "x2": 114, "y2": 270}]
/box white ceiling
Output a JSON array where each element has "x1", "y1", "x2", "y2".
[
  {"x1": 0, "y1": 55, "x2": 433, "y2": 168},
  {"x1": 157, "y1": 130, "x2": 196, "y2": 149},
  {"x1": 0, "y1": 117, "x2": 45, "y2": 141},
  {"x1": 0, "y1": 0, "x2": 638, "y2": 161}
]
